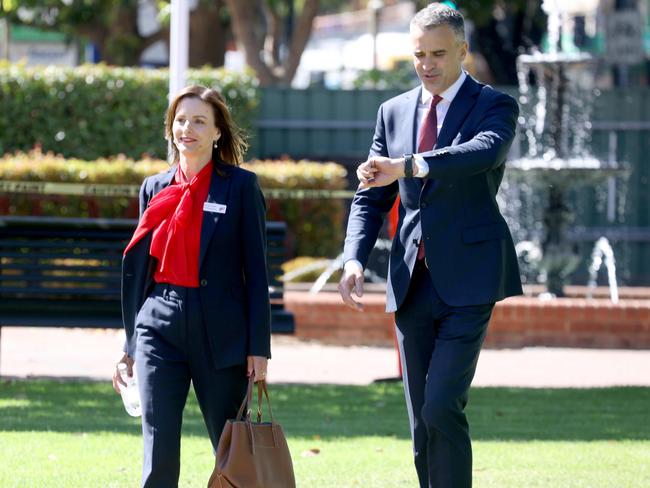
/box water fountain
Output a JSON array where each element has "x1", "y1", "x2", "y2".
[
  {"x1": 507, "y1": 0, "x2": 624, "y2": 297},
  {"x1": 587, "y1": 237, "x2": 618, "y2": 303},
  {"x1": 470, "y1": 0, "x2": 649, "y2": 350}
]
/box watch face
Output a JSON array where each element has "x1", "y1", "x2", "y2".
[{"x1": 405, "y1": 155, "x2": 413, "y2": 177}]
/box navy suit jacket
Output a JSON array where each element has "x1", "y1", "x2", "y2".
[
  {"x1": 121, "y1": 161, "x2": 271, "y2": 369},
  {"x1": 344, "y1": 75, "x2": 523, "y2": 311}
]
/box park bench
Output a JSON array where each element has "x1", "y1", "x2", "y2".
[{"x1": 0, "y1": 216, "x2": 294, "y2": 368}]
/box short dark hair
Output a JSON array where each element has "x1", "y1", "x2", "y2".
[{"x1": 410, "y1": 3, "x2": 465, "y2": 41}]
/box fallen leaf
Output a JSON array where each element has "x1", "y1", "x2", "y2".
[{"x1": 301, "y1": 448, "x2": 321, "y2": 457}]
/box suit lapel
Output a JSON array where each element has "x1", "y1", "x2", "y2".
[
  {"x1": 401, "y1": 87, "x2": 423, "y2": 195},
  {"x1": 156, "y1": 166, "x2": 176, "y2": 192},
  {"x1": 198, "y1": 163, "x2": 232, "y2": 269},
  {"x1": 436, "y1": 76, "x2": 480, "y2": 149},
  {"x1": 403, "y1": 86, "x2": 421, "y2": 155},
  {"x1": 422, "y1": 76, "x2": 481, "y2": 193}
]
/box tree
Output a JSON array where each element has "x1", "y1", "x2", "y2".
[
  {"x1": 1, "y1": 0, "x2": 232, "y2": 68},
  {"x1": 465, "y1": 0, "x2": 545, "y2": 85},
  {"x1": 157, "y1": 0, "x2": 233, "y2": 68},
  {"x1": 188, "y1": 0, "x2": 230, "y2": 67},
  {"x1": 224, "y1": 0, "x2": 321, "y2": 85},
  {"x1": 1, "y1": 0, "x2": 165, "y2": 65}
]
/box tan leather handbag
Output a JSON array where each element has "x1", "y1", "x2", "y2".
[{"x1": 208, "y1": 377, "x2": 296, "y2": 488}]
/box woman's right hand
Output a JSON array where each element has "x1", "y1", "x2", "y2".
[{"x1": 112, "y1": 354, "x2": 134, "y2": 394}]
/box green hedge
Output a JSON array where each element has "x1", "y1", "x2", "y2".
[
  {"x1": 0, "y1": 62, "x2": 259, "y2": 161},
  {"x1": 250, "y1": 159, "x2": 348, "y2": 257},
  {"x1": 0, "y1": 150, "x2": 347, "y2": 257}
]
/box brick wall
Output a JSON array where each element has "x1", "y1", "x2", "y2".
[{"x1": 284, "y1": 292, "x2": 650, "y2": 349}]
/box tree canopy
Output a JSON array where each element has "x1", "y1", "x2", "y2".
[
  {"x1": 1, "y1": 0, "x2": 161, "y2": 65},
  {"x1": 1, "y1": 0, "x2": 546, "y2": 86}
]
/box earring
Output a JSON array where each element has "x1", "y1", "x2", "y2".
[{"x1": 213, "y1": 140, "x2": 219, "y2": 148}]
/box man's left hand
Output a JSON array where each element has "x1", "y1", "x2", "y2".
[{"x1": 357, "y1": 157, "x2": 405, "y2": 188}]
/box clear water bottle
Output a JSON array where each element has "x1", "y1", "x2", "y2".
[{"x1": 117, "y1": 362, "x2": 141, "y2": 417}]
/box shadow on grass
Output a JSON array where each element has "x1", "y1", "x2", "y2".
[{"x1": 1, "y1": 379, "x2": 648, "y2": 441}]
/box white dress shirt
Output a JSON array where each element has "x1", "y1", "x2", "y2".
[{"x1": 413, "y1": 70, "x2": 467, "y2": 177}]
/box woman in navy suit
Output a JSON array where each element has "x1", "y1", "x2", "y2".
[{"x1": 111, "y1": 84, "x2": 271, "y2": 488}]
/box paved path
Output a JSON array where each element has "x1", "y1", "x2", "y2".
[{"x1": 1, "y1": 327, "x2": 649, "y2": 387}]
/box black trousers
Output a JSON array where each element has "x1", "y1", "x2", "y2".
[
  {"x1": 134, "y1": 283, "x2": 248, "y2": 488},
  {"x1": 395, "y1": 261, "x2": 493, "y2": 488}
]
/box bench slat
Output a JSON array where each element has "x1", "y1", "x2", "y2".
[
  {"x1": 0, "y1": 251, "x2": 123, "y2": 261},
  {"x1": 0, "y1": 239, "x2": 126, "y2": 250},
  {"x1": 0, "y1": 262, "x2": 118, "y2": 272},
  {"x1": 0, "y1": 216, "x2": 294, "y2": 334},
  {"x1": 0, "y1": 286, "x2": 120, "y2": 296},
  {"x1": 0, "y1": 274, "x2": 120, "y2": 283}
]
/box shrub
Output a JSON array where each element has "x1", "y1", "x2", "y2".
[
  {"x1": 352, "y1": 65, "x2": 418, "y2": 90},
  {"x1": 249, "y1": 160, "x2": 348, "y2": 257},
  {"x1": 0, "y1": 62, "x2": 259, "y2": 161},
  {"x1": 0, "y1": 149, "x2": 347, "y2": 257}
]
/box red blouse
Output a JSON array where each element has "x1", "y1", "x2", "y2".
[{"x1": 124, "y1": 161, "x2": 213, "y2": 287}]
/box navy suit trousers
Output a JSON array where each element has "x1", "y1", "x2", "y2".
[
  {"x1": 395, "y1": 261, "x2": 493, "y2": 488},
  {"x1": 134, "y1": 283, "x2": 248, "y2": 488}
]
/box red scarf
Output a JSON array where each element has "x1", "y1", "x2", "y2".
[{"x1": 124, "y1": 161, "x2": 213, "y2": 287}]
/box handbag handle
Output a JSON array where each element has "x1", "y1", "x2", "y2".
[
  {"x1": 235, "y1": 376, "x2": 275, "y2": 422},
  {"x1": 235, "y1": 375, "x2": 256, "y2": 422},
  {"x1": 256, "y1": 379, "x2": 275, "y2": 424},
  {"x1": 235, "y1": 377, "x2": 259, "y2": 454},
  {"x1": 255, "y1": 379, "x2": 279, "y2": 449},
  {"x1": 234, "y1": 376, "x2": 280, "y2": 452}
]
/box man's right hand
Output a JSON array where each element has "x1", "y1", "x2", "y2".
[
  {"x1": 338, "y1": 261, "x2": 365, "y2": 311},
  {"x1": 112, "y1": 353, "x2": 134, "y2": 394}
]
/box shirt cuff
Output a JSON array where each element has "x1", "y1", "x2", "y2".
[
  {"x1": 344, "y1": 259, "x2": 363, "y2": 274},
  {"x1": 413, "y1": 155, "x2": 429, "y2": 178}
]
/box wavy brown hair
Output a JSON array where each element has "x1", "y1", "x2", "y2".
[{"x1": 164, "y1": 84, "x2": 248, "y2": 167}]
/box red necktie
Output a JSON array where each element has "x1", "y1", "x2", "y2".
[
  {"x1": 417, "y1": 95, "x2": 443, "y2": 261},
  {"x1": 417, "y1": 94, "x2": 443, "y2": 152}
]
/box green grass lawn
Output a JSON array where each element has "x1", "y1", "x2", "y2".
[{"x1": 1, "y1": 380, "x2": 649, "y2": 487}]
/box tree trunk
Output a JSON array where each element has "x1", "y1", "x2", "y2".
[
  {"x1": 469, "y1": 0, "x2": 544, "y2": 85},
  {"x1": 473, "y1": 22, "x2": 518, "y2": 85},
  {"x1": 225, "y1": 0, "x2": 276, "y2": 84},
  {"x1": 103, "y1": 4, "x2": 141, "y2": 65},
  {"x1": 281, "y1": 0, "x2": 319, "y2": 84},
  {"x1": 263, "y1": 2, "x2": 283, "y2": 67},
  {"x1": 189, "y1": 0, "x2": 229, "y2": 67},
  {"x1": 225, "y1": 0, "x2": 320, "y2": 85}
]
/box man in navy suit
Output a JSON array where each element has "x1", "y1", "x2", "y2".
[{"x1": 339, "y1": 4, "x2": 522, "y2": 487}]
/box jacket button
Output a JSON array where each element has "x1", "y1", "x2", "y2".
[
  {"x1": 200, "y1": 279, "x2": 208, "y2": 286},
  {"x1": 421, "y1": 203, "x2": 428, "y2": 209}
]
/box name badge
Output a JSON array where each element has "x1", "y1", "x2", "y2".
[{"x1": 203, "y1": 202, "x2": 227, "y2": 214}]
